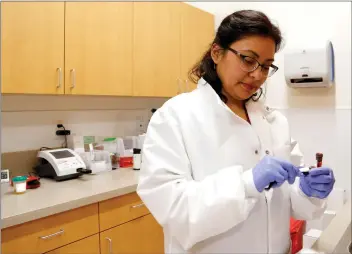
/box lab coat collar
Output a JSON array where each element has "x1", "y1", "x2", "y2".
[{"x1": 196, "y1": 77, "x2": 270, "y2": 117}]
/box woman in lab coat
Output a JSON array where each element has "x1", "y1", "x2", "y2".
[{"x1": 137, "y1": 10, "x2": 335, "y2": 254}]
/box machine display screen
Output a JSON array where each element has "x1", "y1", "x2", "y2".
[{"x1": 50, "y1": 150, "x2": 75, "y2": 159}]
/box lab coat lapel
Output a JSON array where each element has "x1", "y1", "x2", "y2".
[{"x1": 246, "y1": 100, "x2": 273, "y2": 156}]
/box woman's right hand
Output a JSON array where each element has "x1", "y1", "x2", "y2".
[{"x1": 252, "y1": 155, "x2": 299, "y2": 192}]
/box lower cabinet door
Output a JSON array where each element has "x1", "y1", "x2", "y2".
[
  {"x1": 100, "y1": 214, "x2": 164, "y2": 254},
  {"x1": 45, "y1": 234, "x2": 100, "y2": 254}
]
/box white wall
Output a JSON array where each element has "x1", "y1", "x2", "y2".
[
  {"x1": 187, "y1": 2, "x2": 351, "y2": 197},
  {"x1": 187, "y1": 2, "x2": 351, "y2": 109}
]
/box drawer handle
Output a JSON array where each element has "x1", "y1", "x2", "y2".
[
  {"x1": 39, "y1": 229, "x2": 64, "y2": 240},
  {"x1": 131, "y1": 203, "x2": 145, "y2": 209},
  {"x1": 106, "y1": 237, "x2": 113, "y2": 254}
]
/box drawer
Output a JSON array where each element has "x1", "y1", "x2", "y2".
[
  {"x1": 46, "y1": 234, "x2": 100, "y2": 254},
  {"x1": 2, "y1": 203, "x2": 99, "y2": 254},
  {"x1": 99, "y1": 192, "x2": 150, "y2": 231}
]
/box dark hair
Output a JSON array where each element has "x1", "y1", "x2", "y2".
[{"x1": 189, "y1": 10, "x2": 283, "y2": 102}]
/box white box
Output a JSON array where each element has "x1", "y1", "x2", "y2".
[
  {"x1": 303, "y1": 229, "x2": 322, "y2": 249},
  {"x1": 306, "y1": 217, "x2": 323, "y2": 232},
  {"x1": 322, "y1": 210, "x2": 336, "y2": 230}
]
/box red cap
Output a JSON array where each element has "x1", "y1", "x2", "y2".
[{"x1": 316, "y1": 153, "x2": 323, "y2": 161}]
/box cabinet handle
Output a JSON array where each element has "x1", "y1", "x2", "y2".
[
  {"x1": 106, "y1": 237, "x2": 112, "y2": 254},
  {"x1": 39, "y1": 229, "x2": 64, "y2": 240},
  {"x1": 131, "y1": 203, "x2": 145, "y2": 209},
  {"x1": 177, "y1": 78, "x2": 182, "y2": 94},
  {"x1": 70, "y1": 69, "x2": 76, "y2": 89},
  {"x1": 57, "y1": 68, "x2": 62, "y2": 88},
  {"x1": 185, "y1": 79, "x2": 189, "y2": 92}
]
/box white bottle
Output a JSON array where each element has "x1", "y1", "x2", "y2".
[{"x1": 133, "y1": 148, "x2": 141, "y2": 170}]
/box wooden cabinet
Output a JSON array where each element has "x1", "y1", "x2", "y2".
[
  {"x1": 133, "y1": 2, "x2": 181, "y2": 97},
  {"x1": 65, "y1": 2, "x2": 133, "y2": 96},
  {"x1": 46, "y1": 234, "x2": 100, "y2": 254},
  {"x1": 99, "y1": 192, "x2": 150, "y2": 231},
  {"x1": 180, "y1": 3, "x2": 215, "y2": 92},
  {"x1": 1, "y1": 192, "x2": 163, "y2": 254},
  {"x1": 1, "y1": 2, "x2": 214, "y2": 97},
  {"x1": 1, "y1": 204, "x2": 99, "y2": 254},
  {"x1": 100, "y1": 214, "x2": 164, "y2": 254},
  {"x1": 1, "y1": 2, "x2": 65, "y2": 94}
]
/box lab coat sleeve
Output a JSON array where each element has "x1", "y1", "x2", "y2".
[
  {"x1": 137, "y1": 108, "x2": 259, "y2": 251},
  {"x1": 289, "y1": 138, "x2": 327, "y2": 220}
]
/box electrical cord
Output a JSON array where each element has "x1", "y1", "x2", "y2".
[
  {"x1": 39, "y1": 124, "x2": 68, "y2": 151},
  {"x1": 40, "y1": 147, "x2": 53, "y2": 151},
  {"x1": 57, "y1": 124, "x2": 68, "y2": 148}
]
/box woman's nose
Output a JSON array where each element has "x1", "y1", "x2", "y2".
[{"x1": 249, "y1": 67, "x2": 265, "y2": 80}]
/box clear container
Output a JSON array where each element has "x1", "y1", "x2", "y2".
[
  {"x1": 102, "y1": 138, "x2": 119, "y2": 169},
  {"x1": 79, "y1": 150, "x2": 112, "y2": 174},
  {"x1": 12, "y1": 176, "x2": 27, "y2": 194}
]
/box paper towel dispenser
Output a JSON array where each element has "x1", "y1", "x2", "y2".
[{"x1": 284, "y1": 41, "x2": 335, "y2": 88}]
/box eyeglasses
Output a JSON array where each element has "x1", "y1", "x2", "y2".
[{"x1": 227, "y1": 48, "x2": 279, "y2": 77}]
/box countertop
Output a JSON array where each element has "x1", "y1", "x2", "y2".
[{"x1": 1, "y1": 168, "x2": 140, "y2": 228}]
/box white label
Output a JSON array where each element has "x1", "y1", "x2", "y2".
[
  {"x1": 133, "y1": 154, "x2": 141, "y2": 169},
  {"x1": 15, "y1": 182, "x2": 26, "y2": 193}
]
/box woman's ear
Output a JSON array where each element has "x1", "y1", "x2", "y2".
[{"x1": 210, "y1": 43, "x2": 224, "y2": 64}]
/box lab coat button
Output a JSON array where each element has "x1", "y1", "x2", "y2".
[{"x1": 265, "y1": 150, "x2": 270, "y2": 155}]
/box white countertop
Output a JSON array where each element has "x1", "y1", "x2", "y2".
[{"x1": 1, "y1": 168, "x2": 140, "y2": 228}]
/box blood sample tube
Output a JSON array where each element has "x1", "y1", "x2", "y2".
[{"x1": 316, "y1": 153, "x2": 323, "y2": 167}]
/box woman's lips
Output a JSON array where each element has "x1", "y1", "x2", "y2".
[{"x1": 240, "y1": 82, "x2": 256, "y2": 92}]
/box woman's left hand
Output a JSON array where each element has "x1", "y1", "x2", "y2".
[{"x1": 299, "y1": 167, "x2": 335, "y2": 199}]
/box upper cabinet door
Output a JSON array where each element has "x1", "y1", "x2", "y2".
[
  {"x1": 1, "y1": 2, "x2": 65, "y2": 94},
  {"x1": 180, "y1": 3, "x2": 214, "y2": 92},
  {"x1": 65, "y1": 2, "x2": 133, "y2": 96},
  {"x1": 133, "y1": 2, "x2": 181, "y2": 97}
]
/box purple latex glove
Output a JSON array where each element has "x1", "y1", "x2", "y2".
[
  {"x1": 299, "y1": 167, "x2": 335, "y2": 199},
  {"x1": 253, "y1": 156, "x2": 299, "y2": 192}
]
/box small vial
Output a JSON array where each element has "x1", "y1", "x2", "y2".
[
  {"x1": 133, "y1": 148, "x2": 142, "y2": 170},
  {"x1": 316, "y1": 153, "x2": 323, "y2": 167}
]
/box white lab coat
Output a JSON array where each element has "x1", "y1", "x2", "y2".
[{"x1": 137, "y1": 78, "x2": 327, "y2": 254}]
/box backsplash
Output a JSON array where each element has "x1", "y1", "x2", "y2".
[
  {"x1": 1, "y1": 95, "x2": 167, "y2": 153},
  {"x1": 1, "y1": 94, "x2": 167, "y2": 177}
]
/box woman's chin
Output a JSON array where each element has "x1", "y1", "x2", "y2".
[{"x1": 236, "y1": 89, "x2": 256, "y2": 100}]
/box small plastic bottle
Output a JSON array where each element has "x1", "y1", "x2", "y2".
[
  {"x1": 133, "y1": 148, "x2": 142, "y2": 170},
  {"x1": 12, "y1": 176, "x2": 27, "y2": 194}
]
